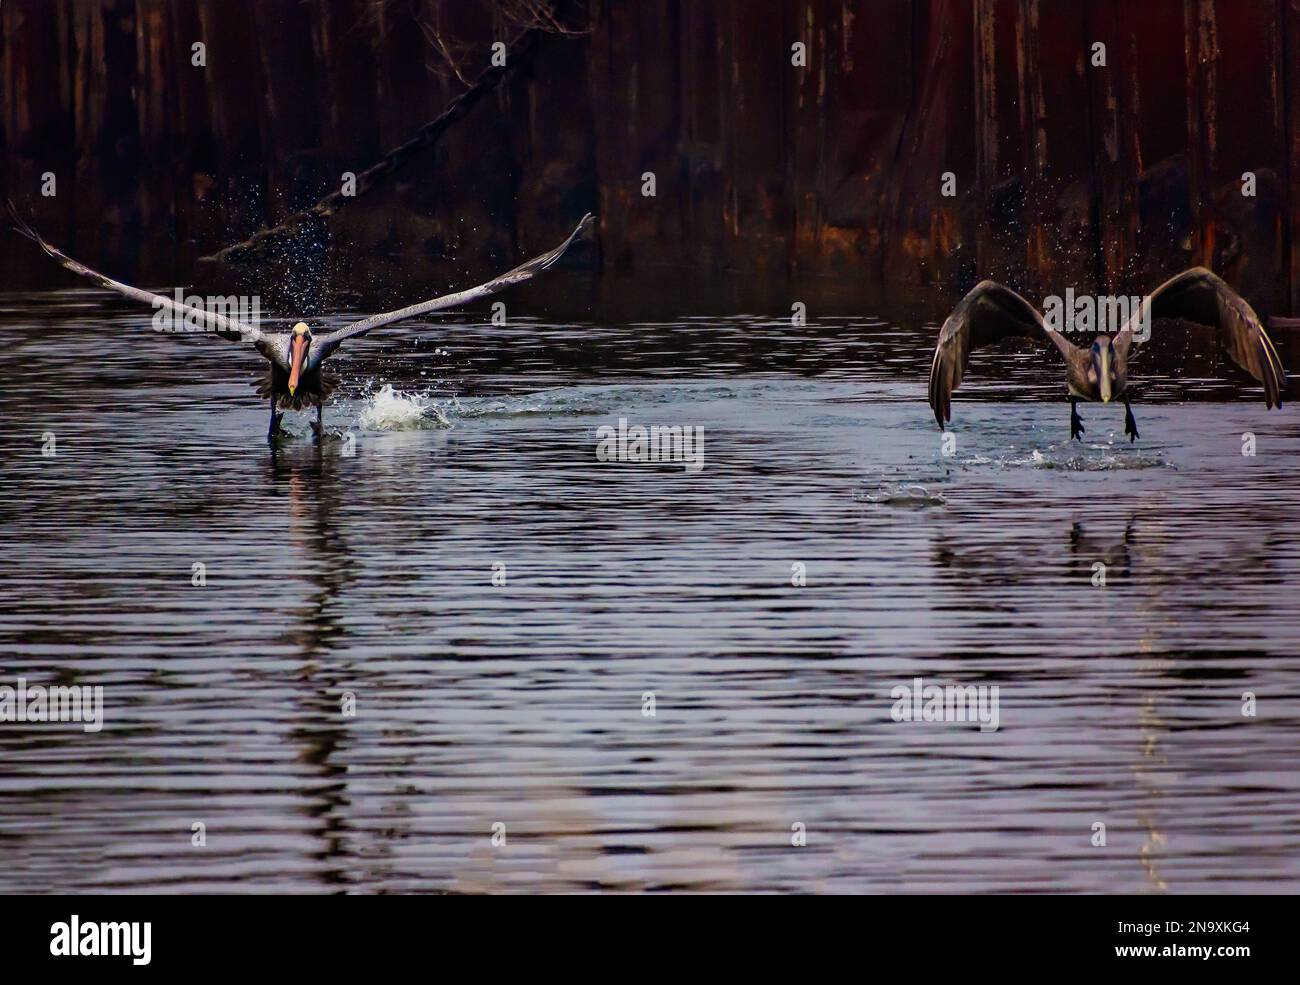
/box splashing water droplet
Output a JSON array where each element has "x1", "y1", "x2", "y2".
[{"x1": 357, "y1": 384, "x2": 449, "y2": 430}]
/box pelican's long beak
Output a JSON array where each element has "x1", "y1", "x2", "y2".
[
  {"x1": 289, "y1": 334, "x2": 307, "y2": 396},
  {"x1": 1098, "y1": 347, "x2": 1112, "y2": 403}
]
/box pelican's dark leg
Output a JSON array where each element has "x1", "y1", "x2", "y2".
[
  {"x1": 267, "y1": 394, "x2": 282, "y2": 444},
  {"x1": 312, "y1": 400, "x2": 323, "y2": 442},
  {"x1": 1123, "y1": 396, "x2": 1139, "y2": 443},
  {"x1": 1070, "y1": 398, "x2": 1085, "y2": 441}
]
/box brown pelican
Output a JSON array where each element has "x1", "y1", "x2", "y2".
[
  {"x1": 928, "y1": 268, "x2": 1286, "y2": 441},
  {"x1": 9, "y1": 204, "x2": 594, "y2": 443}
]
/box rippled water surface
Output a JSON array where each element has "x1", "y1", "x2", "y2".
[{"x1": 2, "y1": 289, "x2": 1298, "y2": 893}]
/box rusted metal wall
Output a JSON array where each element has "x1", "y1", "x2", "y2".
[{"x1": 0, "y1": 0, "x2": 1294, "y2": 312}]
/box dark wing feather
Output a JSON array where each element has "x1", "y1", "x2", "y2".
[
  {"x1": 928, "y1": 280, "x2": 1074, "y2": 427},
  {"x1": 7, "y1": 201, "x2": 264, "y2": 345},
  {"x1": 1116, "y1": 267, "x2": 1285, "y2": 409},
  {"x1": 311, "y1": 213, "x2": 594, "y2": 364}
]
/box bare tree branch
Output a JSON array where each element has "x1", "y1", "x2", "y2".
[
  {"x1": 201, "y1": 28, "x2": 541, "y2": 264},
  {"x1": 200, "y1": 0, "x2": 592, "y2": 265}
]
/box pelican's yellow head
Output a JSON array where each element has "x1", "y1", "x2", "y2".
[{"x1": 289, "y1": 322, "x2": 311, "y2": 395}]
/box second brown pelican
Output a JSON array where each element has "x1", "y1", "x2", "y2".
[
  {"x1": 10, "y1": 205, "x2": 594, "y2": 443},
  {"x1": 928, "y1": 268, "x2": 1286, "y2": 441}
]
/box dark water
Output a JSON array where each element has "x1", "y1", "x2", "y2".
[{"x1": 2, "y1": 289, "x2": 1298, "y2": 893}]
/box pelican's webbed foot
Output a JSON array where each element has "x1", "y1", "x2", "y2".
[
  {"x1": 1123, "y1": 398, "x2": 1139, "y2": 443},
  {"x1": 1070, "y1": 399, "x2": 1085, "y2": 442}
]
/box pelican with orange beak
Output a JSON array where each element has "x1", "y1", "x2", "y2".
[
  {"x1": 289, "y1": 322, "x2": 310, "y2": 395},
  {"x1": 9, "y1": 203, "x2": 594, "y2": 444}
]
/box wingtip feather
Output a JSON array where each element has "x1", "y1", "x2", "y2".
[
  {"x1": 1256, "y1": 327, "x2": 1287, "y2": 409},
  {"x1": 6, "y1": 199, "x2": 40, "y2": 244}
]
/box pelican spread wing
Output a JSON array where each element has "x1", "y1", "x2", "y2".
[
  {"x1": 8, "y1": 201, "x2": 266, "y2": 347},
  {"x1": 11, "y1": 205, "x2": 595, "y2": 376},
  {"x1": 309, "y1": 213, "x2": 595, "y2": 365},
  {"x1": 1116, "y1": 267, "x2": 1285, "y2": 409},
  {"x1": 928, "y1": 280, "x2": 1075, "y2": 427}
]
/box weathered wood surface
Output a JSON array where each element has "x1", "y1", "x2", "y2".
[{"x1": 0, "y1": 0, "x2": 1294, "y2": 312}]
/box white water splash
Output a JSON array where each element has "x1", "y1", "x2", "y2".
[
  {"x1": 358, "y1": 384, "x2": 449, "y2": 430},
  {"x1": 1009, "y1": 445, "x2": 1171, "y2": 471},
  {"x1": 859, "y1": 482, "x2": 946, "y2": 507}
]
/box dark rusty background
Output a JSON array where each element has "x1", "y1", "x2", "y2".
[{"x1": 1, "y1": 0, "x2": 1296, "y2": 314}]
